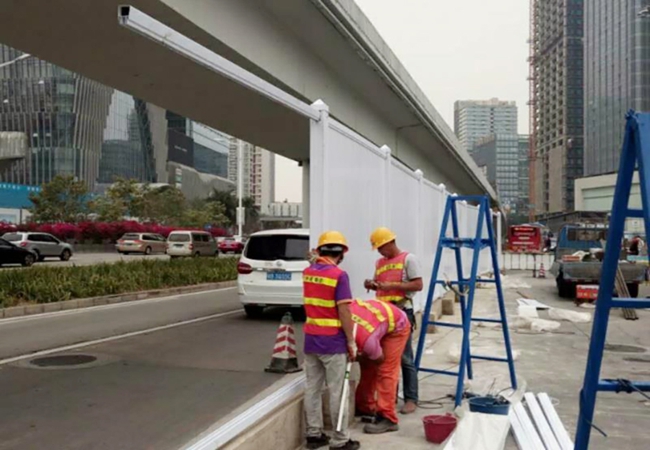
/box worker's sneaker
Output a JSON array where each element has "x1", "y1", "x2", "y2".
[
  {"x1": 363, "y1": 418, "x2": 399, "y2": 434},
  {"x1": 306, "y1": 433, "x2": 330, "y2": 449},
  {"x1": 330, "y1": 440, "x2": 360, "y2": 450},
  {"x1": 400, "y1": 400, "x2": 417, "y2": 414}
]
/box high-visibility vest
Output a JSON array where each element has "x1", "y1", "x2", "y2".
[
  {"x1": 375, "y1": 252, "x2": 408, "y2": 303},
  {"x1": 303, "y1": 264, "x2": 344, "y2": 336},
  {"x1": 351, "y1": 299, "x2": 399, "y2": 350}
]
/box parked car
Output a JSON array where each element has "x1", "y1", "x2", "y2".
[
  {"x1": 219, "y1": 237, "x2": 244, "y2": 254},
  {"x1": 2, "y1": 232, "x2": 73, "y2": 262},
  {"x1": 0, "y1": 238, "x2": 36, "y2": 267},
  {"x1": 116, "y1": 233, "x2": 167, "y2": 255},
  {"x1": 166, "y1": 231, "x2": 218, "y2": 258},
  {"x1": 238, "y1": 229, "x2": 310, "y2": 318}
]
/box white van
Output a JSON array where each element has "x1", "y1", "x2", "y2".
[
  {"x1": 238, "y1": 229, "x2": 310, "y2": 318},
  {"x1": 167, "y1": 231, "x2": 217, "y2": 258}
]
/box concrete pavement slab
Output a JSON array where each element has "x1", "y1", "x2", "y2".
[{"x1": 345, "y1": 273, "x2": 650, "y2": 449}]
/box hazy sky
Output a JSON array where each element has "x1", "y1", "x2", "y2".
[{"x1": 274, "y1": 0, "x2": 530, "y2": 203}]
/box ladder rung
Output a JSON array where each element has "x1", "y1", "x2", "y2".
[
  {"x1": 626, "y1": 208, "x2": 644, "y2": 218},
  {"x1": 598, "y1": 380, "x2": 650, "y2": 392},
  {"x1": 472, "y1": 355, "x2": 509, "y2": 363},
  {"x1": 431, "y1": 321, "x2": 463, "y2": 329},
  {"x1": 441, "y1": 238, "x2": 490, "y2": 245},
  {"x1": 419, "y1": 368, "x2": 459, "y2": 377},
  {"x1": 450, "y1": 195, "x2": 486, "y2": 203},
  {"x1": 611, "y1": 298, "x2": 650, "y2": 309},
  {"x1": 471, "y1": 317, "x2": 502, "y2": 324},
  {"x1": 477, "y1": 278, "x2": 497, "y2": 283}
]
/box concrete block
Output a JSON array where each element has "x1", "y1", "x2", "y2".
[
  {"x1": 222, "y1": 395, "x2": 303, "y2": 450},
  {"x1": 60, "y1": 300, "x2": 79, "y2": 310},
  {"x1": 77, "y1": 298, "x2": 94, "y2": 309},
  {"x1": 442, "y1": 297, "x2": 455, "y2": 316},
  {"x1": 24, "y1": 304, "x2": 44, "y2": 315},
  {"x1": 93, "y1": 297, "x2": 108, "y2": 306},
  {"x1": 3, "y1": 306, "x2": 25, "y2": 318},
  {"x1": 42, "y1": 303, "x2": 63, "y2": 313}
]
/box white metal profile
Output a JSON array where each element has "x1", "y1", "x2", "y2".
[{"x1": 117, "y1": 5, "x2": 319, "y2": 122}]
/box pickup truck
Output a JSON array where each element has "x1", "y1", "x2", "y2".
[{"x1": 549, "y1": 225, "x2": 646, "y2": 298}]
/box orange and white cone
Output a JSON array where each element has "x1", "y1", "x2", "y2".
[
  {"x1": 538, "y1": 263, "x2": 546, "y2": 278},
  {"x1": 265, "y1": 312, "x2": 302, "y2": 373}
]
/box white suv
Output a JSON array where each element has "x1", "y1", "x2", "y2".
[{"x1": 238, "y1": 229, "x2": 310, "y2": 318}]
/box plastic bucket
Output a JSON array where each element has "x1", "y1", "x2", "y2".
[
  {"x1": 468, "y1": 396, "x2": 511, "y2": 415},
  {"x1": 422, "y1": 413, "x2": 458, "y2": 444}
]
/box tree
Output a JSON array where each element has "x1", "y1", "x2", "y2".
[
  {"x1": 181, "y1": 201, "x2": 229, "y2": 228},
  {"x1": 94, "y1": 178, "x2": 145, "y2": 222},
  {"x1": 139, "y1": 185, "x2": 186, "y2": 225},
  {"x1": 29, "y1": 175, "x2": 91, "y2": 223},
  {"x1": 208, "y1": 189, "x2": 237, "y2": 224}
]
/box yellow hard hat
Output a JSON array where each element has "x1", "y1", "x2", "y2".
[
  {"x1": 370, "y1": 227, "x2": 396, "y2": 250},
  {"x1": 317, "y1": 230, "x2": 349, "y2": 252}
]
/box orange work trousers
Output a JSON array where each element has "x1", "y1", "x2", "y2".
[{"x1": 355, "y1": 326, "x2": 410, "y2": 424}]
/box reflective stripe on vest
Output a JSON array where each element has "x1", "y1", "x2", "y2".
[
  {"x1": 375, "y1": 252, "x2": 408, "y2": 303},
  {"x1": 351, "y1": 299, "x2": 399, "y2": 350},
  {"x1": 306, "y1": 317, "x2": 342, "y2": 327},
  {"x1": 356, "y1": 299, "x2": 395, "y2": 333},
  {"x1": 303, "y1": 264, "x2": 343, "y2": 336},
  {"x1": 304, "y1": 297, "x2": 337, "y2": 308},
  {"x1": 303, "y1": 275, "x2": 338, "y2": 287}
]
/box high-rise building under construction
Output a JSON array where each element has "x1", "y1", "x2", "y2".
[{"x1": 530, "y1": 0, "x2": 584, "y2": 216}]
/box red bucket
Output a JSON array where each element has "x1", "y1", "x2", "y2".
[{"x1": 422, "y1": 413, "x2": 458, "y2": 444}]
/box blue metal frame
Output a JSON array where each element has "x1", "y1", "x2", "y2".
[
  {"x1": 414, "y1": 195, "x2": 517, "y2": 407},
  {"x1": 575, "y1": 111, "x2": 650, "y2": 450}
]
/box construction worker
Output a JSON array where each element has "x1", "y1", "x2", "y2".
[
  {"x1": 303, "y1": 231, "x2": 360, "y2": 450},
  {"x1": 344, "y1": 299, "x2": 410, "y2": 434},
  {"x1": 364, "y1": 227, "x2": 423, "y2": 415}
]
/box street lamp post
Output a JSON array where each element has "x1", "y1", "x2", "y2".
[{"x1": 237, "y1": 139, "x2": 244, "y2": 239}]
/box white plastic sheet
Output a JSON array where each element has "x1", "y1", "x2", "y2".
[
  {"x1": 310, "y1": 118, "x2": 502, "y2": 311},
  {"x1": 443, "y1": 411, "x2": 510, "y2": 450}
]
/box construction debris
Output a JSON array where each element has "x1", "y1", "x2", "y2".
[{"x1": 548, "y1": 308, "x2": 592, "y2": 324}]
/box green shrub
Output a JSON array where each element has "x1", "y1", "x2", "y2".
[{"x1": 0, "y1": 258, "x2": 238, "y2": 307}]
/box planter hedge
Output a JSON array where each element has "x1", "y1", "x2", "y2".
[{"x1": 0, "y1": 258, "x2": 238, "y2": 307}]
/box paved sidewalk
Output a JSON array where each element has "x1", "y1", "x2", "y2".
[{"x1": 346, "y1": 272, "x2": 650, "y2": 449}]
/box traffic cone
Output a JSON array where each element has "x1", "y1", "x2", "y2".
[
  {"x1": 538, "y1": 263, "x2": 546, "y2": 278},
  {"x1": 265, "y1": 312, "x2": 302, "y2": 373}
]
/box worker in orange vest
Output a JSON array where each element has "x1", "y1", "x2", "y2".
[
  {"x1": 343, "y1": 299, "x2": 410, "y2": 434},
  {"x1": 303, "y1": 231, "x2": 360, "y2": 450},
  {"x1": 364, "y1": 227, "x2": 423, "y2": 415}
]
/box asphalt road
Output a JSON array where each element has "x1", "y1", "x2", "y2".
[{"x1": 0, "y1": 289, "x2": 304, "y2": 450}]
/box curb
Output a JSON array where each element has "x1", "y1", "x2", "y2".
[{"x1": 0, "y1": 280, "x2": 237, "y2": 319}]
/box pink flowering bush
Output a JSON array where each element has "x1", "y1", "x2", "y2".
[{"x1": 0, "y1": 221, "x2": 228, "y2": 243}]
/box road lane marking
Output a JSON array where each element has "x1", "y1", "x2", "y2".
[
  {"x1": 0, "y1": 287, "x2": 237, "y2": 326},
  {"x1": 0, "y1": 308, "x2": 242, "y2": 366}
]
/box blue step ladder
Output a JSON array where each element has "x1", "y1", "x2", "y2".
[
  {"x1": 414, "y1": 195, "x2": 517, "y2": 408},
  {"x1": 575, "y1": 111, "x2": 650, "y2": 450}
]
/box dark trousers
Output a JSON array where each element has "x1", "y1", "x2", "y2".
[{"x1": 401, "y1": 308, "x2": 419, "y2": 402}]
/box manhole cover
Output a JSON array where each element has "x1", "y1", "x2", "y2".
[
  {"x1": 30, "y1": 354, "x2": 97, "y2": 367},
  {"x1": 604, "y1": 344, "x2": 647, "y2": 354},
  {"x1": 624, "y1": 356, "x2": 650, "y2": 363}
]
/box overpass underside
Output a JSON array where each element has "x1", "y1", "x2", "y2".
[{"x1": 0, "y1": 0, "x2": 492, "y2": 198}]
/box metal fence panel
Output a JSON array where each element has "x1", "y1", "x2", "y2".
[{"x1": 310, "y1": 116, "x2": 502, "y2": 311}]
